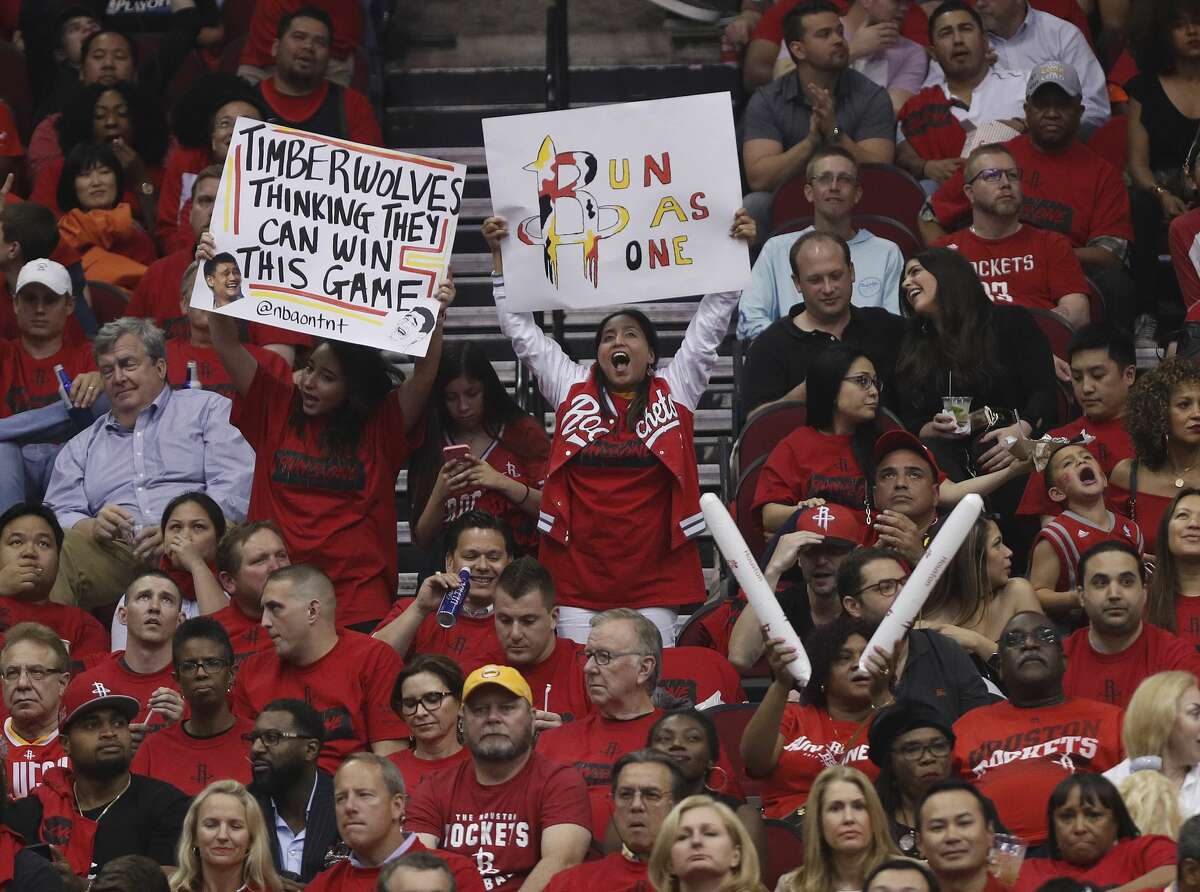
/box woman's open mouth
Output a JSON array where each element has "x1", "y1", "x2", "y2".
[{"x1": 611, "y1": 351, "x2": 631, "y2": 371}]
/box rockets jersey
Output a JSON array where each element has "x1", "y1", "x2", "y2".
[
  {"x1": 952, "y1": 698, "x2": 1124, "y2": 845},
  {"x1": 130, "y1": 715, "x2": 254, "y2": 795},
  {"x1": 763, "y1": 703, "x2": 877, "y2": 819},
  {"x1": 207, "y1": 602, "x2": 273, "y2": 666},
  {"x1": 1176, "y1": 596, "x2": 1200, "y2": 654},
  {"x1": 408, "y1": 608, "x2": 505, "y2": 677},
  {"x1": 1062, "y1": 623, "x2": 1200, "y2": 708},
  {"x1": 1033, "y1": 509, "x2": 1143, "y2": 590},
  {"x1": 2, "y1": 718, "x2": 69, "y2": 798}
]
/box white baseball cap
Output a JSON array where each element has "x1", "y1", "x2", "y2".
[{"x1": 15, "y1": 259, "x2": 72, "y2": 297}]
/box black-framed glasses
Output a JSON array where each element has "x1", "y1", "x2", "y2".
[
  {"x1": 0, "y1": 665, "x2": 67, "y2": 683},
  {"x1": 397, "y1": 691, "x2": 454, "y2": 715},
  {"x1": 241, "y1": 730, "x2": 315, "y2": 748},
  {"x1": 894, "y1": 738, "x2": 953, "y2": 761},
  {"x1": 852, "y1": 575, "x2": 909, "y2": 599},
  {"x1": 967, "y1": 167, "x2": 1022, "y2": 185},
  {"x1": 578, "y1": 649, "x2": 646, "y2": 667},
  {"x1": 177, "y1": 657, "x2": 230, "y2": 677},
  {"x1": 843, "y1": 373, "x2": 883, "y2": 393},
  {"x1": 1000, "y1": 626, "x2": 1059, "y2": 649}
]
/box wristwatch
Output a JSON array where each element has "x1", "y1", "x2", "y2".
[{"x1": 830, "y1": 124, "x2": 841, "y2": 141}]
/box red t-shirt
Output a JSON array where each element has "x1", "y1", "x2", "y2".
[
  {"x1": 3, "y1": 719, "x2": 69, "y2": 798},
  {"x1": 762, "y1": 703, "x2": 876, "y2": 819},
  {"x1": 658, "y1": 647, "x2": 746, "y2": 709},
  {"x1": 165, "y1": 339, "x2": 291, "y2": 398},
  {"x1": 1176, "y1": 596, "x2": 1200, "y2": 654},
  {"x1": 536, "y1": 709, "x2": 661, "y2": 837},
  {"x1": 155, "y1": 144, "x2": 210, "y2": 255},
  {"x1": 1015, "y1": 835, "x2": 1176, "y2": 892},
  {"x1": 438, "y1": 419, "x2": 550, "y2": 553},
  {"x1": 539, "y1": 392, "x2": 704, "y2": 611},
  {"x1": 125, "y1": 248, "x2": 193, "y2": 340},
  {"x1": 936, "y1": 225, "x2": 1089, "y2": 313},
  {"x1": 241, "y1": 0, "x2": 363, "y2": 63},
  {"x1": 406, "y1": 752, "x2": 592, "y2": 890},
  {"x1": 130, "y1": 715, "x2": 254, "y2": 795},
  {"x1": 232, "y1": 365, "x2": 422, "y2": 626},
  {"x1": 306, "y1": 838, "x2": 484, "y2": 892},
  {"x1": 509, "y1": 637, "x2": 592, "y2": 723},
  {"x1": 208, "y1": 602, "x2": 273, "y2": 666},
  {"x1": 257, "y1": 78, "x2": 382, "y2": 147},
  {"x1": 0, "y1": 597, "x2": 109, "y2": 664},
  {"x1": 931, "y1": 135, "x2": 1133, "y2": 249},
  {"x1": 230, "y1": 631, "x2": 408, "y2": 774},
  {"x1": 383, "y1": 606, "x2": 505, "y2": 677},
  {"x1": 1033, "y1": 509, "x2": 1143, "y2": 591},
  {"x1": 544, "y1": 851, "x2": 650, "y2": 892},
  {"x1": 1171, "y1": 208, "x2": 1200, "y2": 311},
  {"x1": 0, "y1": 339, "x2": 97, "y2": 416},
  {"x1": 952, "y1": 698, "x2": 1124, "y2": 845},
  {"x1": 387, "y1": 747, "x2": 472, "y2": 796},
  {"x1": 1062, "y1": 623, "x2": 1200, "y2": 708},
  {"x1": 69, "y1": 652, "x2": 180, "y2": 734},
  {"x1": 1017, "y1": 415, "x2": 1134, "y2": 517},
  {"x1": 752, "y1": 427, "x2": 867, "y2": 521}
]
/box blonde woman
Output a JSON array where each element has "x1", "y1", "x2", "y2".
[
  {"x1": 648, "y1": 794, "x2": 767, "y2": 892},
  {"x1": 779, "y1": 766, "x2": 899, "y2": 892},
  {"x1": 170, "y1": 780, "x2": 282, "y2": 892},
  {"x1": 1105, "y1": 671, "x2": 1200, "y2": 834}
]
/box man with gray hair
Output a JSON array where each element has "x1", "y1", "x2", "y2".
[
  {"x1": 1179, "y1": 815, "x2": 1200, "y2": 892},
  {"x1": 535, "y1": 608, "x2": 665, "y2": 838},
  {"x1": 305, "y1": 753, "x2": 482, "y2": 892},
  {"x1": 43, "y1": 317, "x2": 253, "y2": 608}
]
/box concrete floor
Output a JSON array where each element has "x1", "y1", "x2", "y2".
[{"x1": 392, "y1": 0, "x2": 725, "y2": 67}]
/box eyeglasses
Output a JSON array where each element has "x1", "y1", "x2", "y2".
[
  {"x1": 843, "y1": 373, "x2": 883, "y2": 393},
  {"x1": 811, "y1": 172, "x2": 858, "y2": 188},
  {"x1": 241, "y1": 730, "x2": 316, "y2": 748},
  {"x1": 578, "y1": 649, "x2": 647, "y2": 667},
  {"x1": 176, "y1": 657, "x2": 230, "y2": 677},
  {"x1": 397, "y1": 691, "x2": 454, "y2": 715},
  {"x1": 967, "y1": 167, "x2": 1023, "y2": 185},
  {"x1": 0, "y1": 665, "x2": 66, "y2": 683},
  {"x1": 1000, "y1": 626, "x2": 1059, "y2": 649},
  {"x1": 894, "y1": 739, "x2": 953, "y2": 761},
  {"x1": 852, "y1": 575, "x2": 910, "y2": 599},
  {"x1": 614, "y1": 786, "x2": 669, "y2": 806}
]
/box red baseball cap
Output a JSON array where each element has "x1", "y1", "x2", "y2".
[
  {"x1": 60, "y1": 680, "x2": 139, "y2": 731},
  {"x1": 793, "y1": 503, "x2": 865, "y2": 549},
  {"x1": 873, "y1": 430, "x2": 941, "y2": 478}
]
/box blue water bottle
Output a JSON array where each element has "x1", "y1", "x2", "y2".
[
  {"x1": 53, "y1": 364, "x2": 73, "y2": 408},
  {"x1": 436, "y1": 569, "x2": 471, "y2": 629}
]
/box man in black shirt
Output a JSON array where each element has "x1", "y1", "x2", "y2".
[
  {"x1": 7, "y1": 683, "x2": 188, "y2": 887},
  {"x1": 740, "y1": 230, "x2": 904, "y2": 427}
]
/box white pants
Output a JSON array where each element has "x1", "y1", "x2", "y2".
[{"x1": 557, "y1": 606, "x2": 678, "y2": 647}]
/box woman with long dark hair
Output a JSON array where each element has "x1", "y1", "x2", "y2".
[
  {"x1": 896, "y1": 248, "x2": 1057, "y2": 484},
  {"x1": 483, "y1": 211, "x2": 756, "y2": 644},
  {"x1": 753, "y1": 343, "x2": 882, "y2": 536},
  {"x1": 202, "y1": 234, "x2": 454, "y2": 629},
  {"x1": 409, "y1": 341, "x2": 549, "y2": 553},
  {"x1": 1146, "y1": 488, "x2": 1200, "y2": 650}
]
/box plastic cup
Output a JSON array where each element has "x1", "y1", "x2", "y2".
[
  {"x1": 988, "y1": 834, "x2": 1027, "y2": 887},
  {"x1": 942, "y1": 396, "x2": 972, "y2": 435}
]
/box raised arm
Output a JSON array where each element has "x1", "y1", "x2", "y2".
[
  {"x1": 483, "y1": 216, "x2": 588, "y2": 407},
  {"x1": 196, "y1": 233, "x2": 258, "y2": 396},
  {"x1": 740, "y1": 638, "x2": 791, "y2": 777},
  {"x1": 396, "y1": 275, "x2": 456, "y2": 434}
]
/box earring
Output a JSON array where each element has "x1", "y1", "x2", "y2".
[{"x1": 704, "y1": 764, "x2": 729, "y2": 793}]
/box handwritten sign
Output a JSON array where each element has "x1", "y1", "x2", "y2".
[
  {"x1": 191, "y1": 118, "x2": 464, "y2": 355},
  {"x1": 483, "y1": 92, "x2": 749, "y2": 312}
]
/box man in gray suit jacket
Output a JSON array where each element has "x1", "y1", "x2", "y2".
[{"x1": 248, "y1": 698, "x2": 340, "y2": 884}]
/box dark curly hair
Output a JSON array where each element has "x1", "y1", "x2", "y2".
[
  {"x1": 1128, "y1": 0, "x2": 1200, "y2": 77},
  {"x1": 57, "y1": 80, "x2": 168, "y2": 167},
  {"x1": 800, "y1": 614, "x2": 876, "y2": 706},
  {"x1": 1124, "y1": 357, "x2": 1200, "y2": 469},
  {"x1": 287, "y1": 340, "x2": 400, "y2": 457}
]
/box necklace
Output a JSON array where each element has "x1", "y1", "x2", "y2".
[
  {"x1": 74, "y1": 775, "x2": 132, "y2": 823},
  {"x1": 1170, "y1": 451, "x2": 1200, "y2": 488}
]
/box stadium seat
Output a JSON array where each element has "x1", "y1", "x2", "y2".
[
  {"x1": 879, "y1": 407, "x2": 906, "y2": 433},
  {"x1": 705, "y1": 703, "x2": 765, "y2": 800},
  {"x1": 676, "y1": 597, "x2": 727, "y2": 649},
  {"x1": 1083, "y1": 276, "x2": 1107, "y2": 324},
  {"x1": 762, "y1": 819, "x2": 805, "y2": 889},
  {"x1": 1028, "y1": 307, "x2": 1075, "y2": 360},
  {"x1": 1087, "y1": 116, "x2": 1128, "y2": 174},
  {"x1": 853, "y1": 164, "x2": 927, "y2": 231},
  {"x1": 732, "y1": 399, "x2": 806, "y2": 481},
  {"x1": 855, "y1": 214, "x2": 922, "y2": 260},
  {"x1": 734, "y1": 456, "x2": 769, "y2": 563},
  {"x1": 769, "y1": 177, "x2": 814, "y2": 236}
]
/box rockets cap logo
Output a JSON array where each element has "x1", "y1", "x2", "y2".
[
  {"x1": 517, "y1": 135, "x2": 629, "y2": 288},
  {"x1": 812, "y1": 506, "x2": 835, "y2": 530}
]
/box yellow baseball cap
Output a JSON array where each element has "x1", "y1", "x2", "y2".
[{"x1": 462, "y1": 664, "x2": 533, "y2": 704}]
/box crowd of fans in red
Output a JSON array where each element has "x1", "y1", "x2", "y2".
[{"x1": 7, "y1": 0, "x2": 1200, "y2": 891}]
